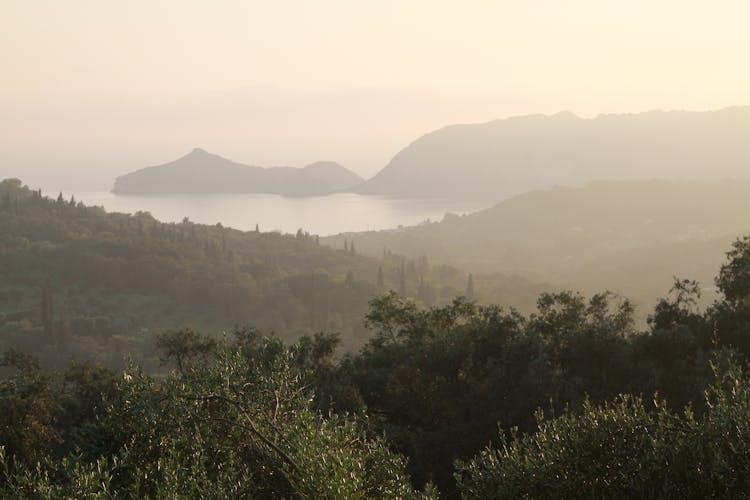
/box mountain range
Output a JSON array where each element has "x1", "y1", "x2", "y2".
[
  {"x1": 355, "y1": 106, "x2": 750, "y2": 197},
  {"x1": 112, "y1": 148, "x2": 363, "y2": 196},
  {"x1": 113, "y1": 107, "x2": 750, "y2": 199}
]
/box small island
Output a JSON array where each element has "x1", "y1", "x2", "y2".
[{"x1": 112, "y1": 148, "x2": 363, "y2": 196}]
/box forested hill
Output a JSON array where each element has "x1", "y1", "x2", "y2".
[
  {"x1": 112, "y1": 148, "x2": 363, "y2": 195},
  {"x1": 355, "y1": 106, "x2": 750, "y2": 197},
  {"x1": 325, "y1": 179, "x2": 750, "y2": 313},
  {"x1": 9, "y1": 175, "x2": 750, "y2": 496},
  {"x1": 0, "y1": 178, "x2": 543, "y2": 370}
]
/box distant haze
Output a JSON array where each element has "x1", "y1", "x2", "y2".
[
  {"x1": 2, "y1": 1, "x2": 750, "y2": 188},
  {"x1": 357, "y1": 107, "x2": 750, "y2": 197}
]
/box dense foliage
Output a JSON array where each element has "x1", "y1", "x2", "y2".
[
  {"x1": 0, "y1": 333, "x2": 425, "y2": 498},
  {"x1": 6, "y1": 177, "x2": 750, "y2": 496},
  {"x1": 315, "y1": 235, "x2": 750, "y2": 495}
]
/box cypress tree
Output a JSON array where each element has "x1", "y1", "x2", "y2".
[
  {"x1": 399, "y1": 260, "x2": 407, "y2": 296},
  {"x1": 41, "y1": 279, "x2": 54, "y2": 343},
  {"x1": 310, "y1": 272, "x2": 316, "y2": 328},
  {"x1": 406, "y1": 260, "x2": 417, "y2": 281},
  {"x1": 377, "y1": 265, "x2": 384, "y2": 288},
  {"x1": 58, "y1": 297, "x2": 71, "y2": 351},
  {"x1": 466, "y1": 273, "x2": 475, "y2": 300}
]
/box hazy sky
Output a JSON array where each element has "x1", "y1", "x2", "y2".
[{"x1": 3, "y1": 1, "x2": 750, "y2": 189}]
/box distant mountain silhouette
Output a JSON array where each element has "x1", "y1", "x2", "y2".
[
  {"x1": 355, "y1": 106, "x2": 750, "y2": 197},
  {"x1": 112, "y1": 148, "x2": 363, "y2": 196}
]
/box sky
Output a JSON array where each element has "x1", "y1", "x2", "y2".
[{"x1": 2, "y1": 0, "x2": 750, "y2": 189}]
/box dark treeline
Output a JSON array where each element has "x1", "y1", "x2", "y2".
[{"x1": 6, "y1": 177, "x2": 750, "y2": 496}]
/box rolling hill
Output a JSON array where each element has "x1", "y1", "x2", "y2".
[{"x1": 326, "y1": 179, "x2": 750, "y2": 312}]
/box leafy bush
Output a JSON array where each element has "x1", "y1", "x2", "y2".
[
  {"x1": 0, "y1": 338, "x2": 423, "y2": 498},
  {"x1": 456, "y1": 356, "x2": 750, "y2": 498}
]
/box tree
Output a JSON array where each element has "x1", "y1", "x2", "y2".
[
  {"x1": 466, "y1": 273, "x2": 475, "y2": 300},
  {"x1": 297, "y1": 331, "x2": 341, "y2": 378},
  {"x1": 377, "y1": 265, "x2": 385, "y2": 289},
  {"x1": 0, "y1": 351, "x2": 61, "y2": 464},
  {"x1": 1, "y1": 192, "x2": 10, "y2": 212},
  {"x1": 648, "y1": 277, "x2": 702, "y2": 329},
  {"x1": 155, "y1": 329, "x2": 218, "y2": 373},
  {"x1": 399, "y1": 260, "x2": 407, "y2": 296},
  {"x1": 456, "y1": 358, "x2": 750, "y2": 498},
  {"x1": 0, "y1": 340, "x2": 422, "y2": 498},
  {"x1": 58, "y1": 298, "x2": 71, "y2": 351},
  {"x1": 717, "y1": 236, "x2": 750, "y2": 305},
  {"x1": 40, "y1": 279, "x2": 54, "y2": 344}
]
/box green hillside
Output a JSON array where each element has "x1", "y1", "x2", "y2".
[{"x1": 0, "y1": 178, "x2": 542, "y2": 370}]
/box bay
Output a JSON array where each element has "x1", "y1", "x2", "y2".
[{"x1": 45, "y1": 189, "x2": 497, "y2": 236}]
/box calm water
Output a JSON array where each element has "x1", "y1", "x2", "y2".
[{"x1": 49, "y1": 190, "x2": 498, "y2": 236}]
